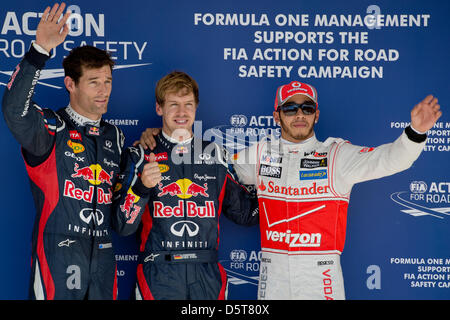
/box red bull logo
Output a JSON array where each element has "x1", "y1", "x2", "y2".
[
  {"x1": 88, "y1": 126, "x2": 100, "y2": 136},
  {"x1": 157, "y1": 179, "x2": 209, "y2": 199},
  {"x1": 71, "y1": 163, "x2": 113, "y2": 186},
  {"x1": 175, "y1": 146, "x2": 188, "y2": 154},
  {"x1": 63, "y1": 180, "x2": 112, "y2": 204},
  {"x1": 120, "y1": 189, "x2": 141, "y2": 224},
  {"x1": 153, "y1": 200, "x2": 215, "y2": 218}
]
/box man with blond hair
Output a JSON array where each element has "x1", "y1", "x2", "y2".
[{"x1": 112, "y1": 71, "x2": 259, "y2": 300}]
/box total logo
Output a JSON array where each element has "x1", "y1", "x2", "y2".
[
  {"x1": 390, "y1": 181, "x2": 450, "y2": 219},
  {"x1": 157, "y1": 179, "x2": 209, "y2": 198}
]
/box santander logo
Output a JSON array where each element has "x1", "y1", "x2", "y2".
[{"x1": 259, "y1": 180, "x2": 330, "y2": 196}]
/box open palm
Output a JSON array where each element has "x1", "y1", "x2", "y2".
[
  {"x1": 35, "y1": 3, "x2": 71, "y2": 53},
  {"x1": 411, "y1": 95, "x2": 442, "y2": 133}
]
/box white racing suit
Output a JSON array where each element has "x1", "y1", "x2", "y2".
[{"x1": 233, "y1": 127, "x2": 426, "y2": 299}]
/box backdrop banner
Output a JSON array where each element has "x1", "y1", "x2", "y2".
[{"x1": 0, "y1": 0, "x2": 448, "y2": 300}]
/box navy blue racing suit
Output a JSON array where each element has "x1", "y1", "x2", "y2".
[
  {"x1": 112, "y1": 133, "x2": 259, "y2": 299},
  {"x1": 2, "y1": 45, "x2": 124, "y2": 299}
]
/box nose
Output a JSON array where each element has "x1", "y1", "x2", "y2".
[
  {"x1": 176, "y1": 104, "x2": 189, "y2": 115},
  {"x1": 294, "y1": 108, "x2": 305, "y2": 118},
  {"x1": 99, "y1": 84, "x2": 107, "y2": 95},
  {"x1": 98, "y1": 81, "x2": 110, "y2": 96}
]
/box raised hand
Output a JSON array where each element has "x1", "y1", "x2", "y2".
[
  {"x1": 411, "y1": 95, "x2": 442, "y2": 133},
  {"x1": 36, "y1": 3, "x2": 71, "y2": 53},
  {"x1": 140, "y1": 153, "x2": 162, "y2": 188}
]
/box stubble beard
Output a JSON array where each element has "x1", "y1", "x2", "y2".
[{"x1": 279, "y1": 115, "x2": 316, "y2": 142}]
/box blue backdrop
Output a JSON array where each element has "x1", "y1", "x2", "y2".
[{"x1": 0, "y1": 0, "x2": 449, "y2": 300}]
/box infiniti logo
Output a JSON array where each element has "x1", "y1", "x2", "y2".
[
  {"x1": 80, "y1": 208, "x2": 104, "y2": 226},
  {"x1": 170, "y1": 220, "x2": 199, "y2": 237}
]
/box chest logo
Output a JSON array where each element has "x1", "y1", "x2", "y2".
[
  {"x1": 157, "y1": 179, "x2": 209, "y2": 199},
  {"x1": 299, "y1": 169, "x2": 327, "y2": 180},
  {"x1": 71, "y1": 163, "x2": 114, "y2": 186},
  {"x1": 67, "y1": 140, "x2": 85, "y2": 154}
]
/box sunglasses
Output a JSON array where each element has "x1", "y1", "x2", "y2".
[{"x1": 278, "y1": 102, "x2": 317, "y2": 116}]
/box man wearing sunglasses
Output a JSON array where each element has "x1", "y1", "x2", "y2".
[
  {"x1": 136, "y1": 80, "x2": 441, "y2": 299},
  {"x1": 272, "y1": 82, "x2": 319, "y2": 143},
  {"x1": 233, "y1": 80, "x2": 442, "y2": 300}
]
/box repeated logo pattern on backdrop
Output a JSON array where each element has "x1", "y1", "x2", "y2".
[{"x1": 0, "y1": 0, "x2": 448, "y2": 299}]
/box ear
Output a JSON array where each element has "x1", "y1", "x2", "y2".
[
  {"x1": 314, "y1": 109, "x2": 320, "y2": 124},
  {"x1": 273, "y1": 110, "x2": 280, "y2": 125},
  {"x1": 155, "y1": 102, "x2": 163, "y2": 116},
  {"x1": 64, "y1": 76, "x2": 75, "y2": 93}
]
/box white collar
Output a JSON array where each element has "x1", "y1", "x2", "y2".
[
  {"x1": 280, "y1": 135, "x2": 316, "y2": 145},
  {"x1": 65, "y1": 104, "x2": 101, "y2": 127},
  {"x1": 162, "y1": 129, "x2": 193, "y2": 145},
  {"x1": 270, "y1": 134, "x2": 318, "y2": 154}
]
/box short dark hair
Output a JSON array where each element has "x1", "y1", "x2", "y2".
[
  {"x1": 155, "y1": 71, "x2": 199, "y2": 106},
  {"x1": 63, "y1": 45, "x2": 115, "y2": 84}
]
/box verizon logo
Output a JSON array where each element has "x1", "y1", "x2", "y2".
[{"x1": 266, "y1": 230, "x2": 321, "y2": 247}]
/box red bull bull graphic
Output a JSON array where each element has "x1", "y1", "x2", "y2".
[
  {"x1": 88, "y1": 126, "x2": 100, "y2": 136},
  {"x1": 120, "y1": 189, "x2": 141, "y2": 224},
  {"x1": 98, "y1": 168, "x2": 113, "y2": 186},
  {"x1": 71, "y1": 163, "x2": 113, "y2": 186},
  {"x1": 71, "y1": 163, "x2": 94, "y2": 180},
  {"x1": 157, "y1": 179, "x2": 209, "y2": 199},
  {"x1": 186, "y1": 182, "x2": 208, "y2": 197},
  {"x1": 157, "y1": 182, "x2": 182, "y2": 197}
]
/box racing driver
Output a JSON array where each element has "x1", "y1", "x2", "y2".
[
  {"x1": 112, "y1": 71, "x2": 259, "y2": 300},
  {"x1": 232, "y1": 80, "x2": 442, "y2": 299},
  {"x1": 2, "y1": 3, "x2": 124, "y2": 299}
]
